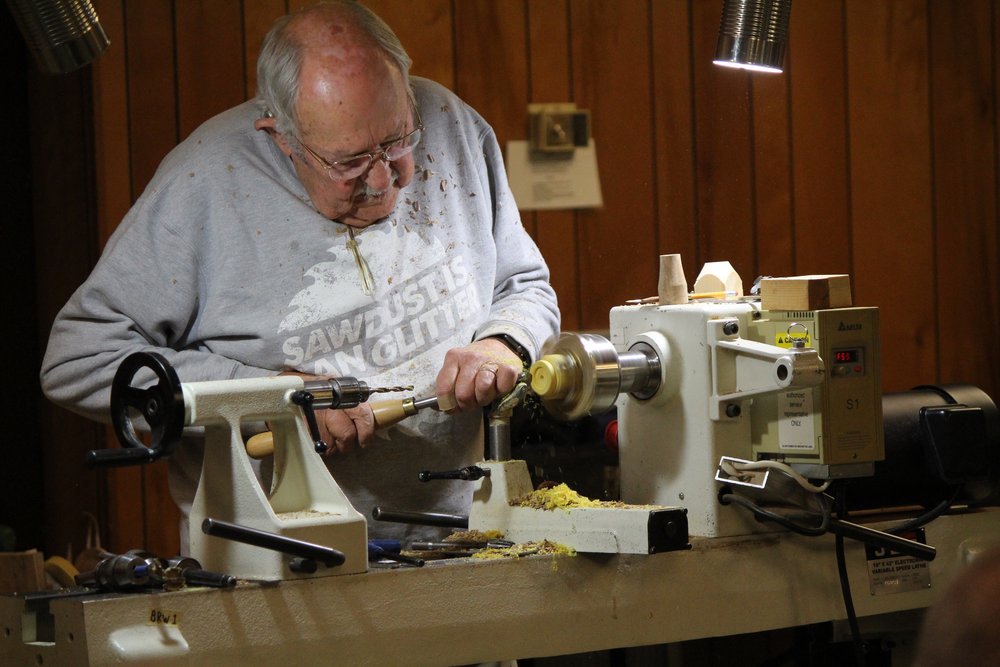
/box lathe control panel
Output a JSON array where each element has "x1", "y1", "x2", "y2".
[{"x1": 746, "y1": 306, "x2": 884, "y2": 477}]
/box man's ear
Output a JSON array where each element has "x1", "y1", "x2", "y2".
[{"x1": 254, "y1": 116, "x2": 294, "y2": 157}]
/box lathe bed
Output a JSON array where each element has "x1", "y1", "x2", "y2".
[{"x1": 3, "y1": 508, "x2": 998, "y2": 666}]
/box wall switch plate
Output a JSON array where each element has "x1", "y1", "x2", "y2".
[{"x1": 529, "y1": 103, "x2": 590, "y2": 154}]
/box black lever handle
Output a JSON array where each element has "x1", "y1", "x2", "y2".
[
  {"x1": 201, "y1": 518, "x2": 346, "y2": 568},
  {"x1": 828, "y1": 518, "x2": 937, "y2": 562},
  {"x1": 291, "y1": 390, "x2": 329, "y2": 454},
  {"x1": 371, "y1": 507, "x2": 469, "y2": 529},
  {"x1": 86, "y1": 446, "x2": 159, "y2": 467},
  {"x1": 417, "y1": 466, "x2": 491, "y2": 482}
]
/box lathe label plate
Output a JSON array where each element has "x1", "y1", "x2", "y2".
[{"x1": 865, "y1": 529, "x2": 931, "y2": 596}]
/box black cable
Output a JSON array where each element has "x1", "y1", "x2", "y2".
[
  {"x1": 718, "y1": 488, "x2": 831, "y2": 536},
  {"x1": 834, "y1": 494, "x2": 865, "y2": 666},
  {"x1": 721, "y1": 474, "x2": 957, "y2": 666},
  {"x1": 885, "y1": 486, "x2": 961, "y2": 535},
  {"x1": 719, "y1": 486, "x2": 868, "y2": 664}
]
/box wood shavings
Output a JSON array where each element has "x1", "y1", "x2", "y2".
[
  {"x1": 512, "y1": 483, "x2": 602, "y2": 510},
  {"x1": 472, "y1": 540, "x2": 575, "y2": 560},
  {"x1": 445, "y1": 529, "x2": 505, "y2": 543},
  {"x1": 275, "y1": 509, "x2": 334, "y2": 520},
  {"x1": 512, "y1": 484, "x2": 639, "y2": 510}
]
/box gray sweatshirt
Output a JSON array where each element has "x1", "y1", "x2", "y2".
[{"x1": 41, "y1": 77, "x2": 560, "y2": 540}]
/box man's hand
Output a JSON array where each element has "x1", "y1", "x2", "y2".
[
  {"x1": 279, "y1": 371, "x2": 376, "y2": 456},
  {"x1": 435, "y1": 338, "x2": 524, "y2": 412}
]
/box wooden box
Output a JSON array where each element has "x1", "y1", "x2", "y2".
[
  {"x1": 760, "y1": 274, "x2": 853, "y2": 311},
  {"x1": 0, "y1": 550, "x2": 46, "y2": 594}
]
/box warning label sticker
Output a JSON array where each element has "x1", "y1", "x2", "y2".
[
  {"x1": 778, "y1": 390, "x2": 816, "y2": 450},
  {"x1": 865, "y1": 529, "x2": 931, "y2": 596}
]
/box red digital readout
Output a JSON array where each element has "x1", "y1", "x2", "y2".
[{"x1": 834, "y1": 349, "x2": 858, "y2": 364}]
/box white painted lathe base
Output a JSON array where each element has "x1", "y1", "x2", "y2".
[{"x1": 3, "y1": 509, "x2": 999, "y2": 666}]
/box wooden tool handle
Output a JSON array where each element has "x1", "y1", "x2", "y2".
[
  {"x1": 245, "y1": 398, "x2": 433, "y2": 459},
  {"x1": 246, "y1": 432, "x2": 275, "y2": 459},
  {"x1": 371, "y1": 399, "x2": 411, "y2": 429},
  {"x1": 437, "y1": 393, "x2": 457, "y2": 411}
]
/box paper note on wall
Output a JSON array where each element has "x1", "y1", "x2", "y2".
[{"x1": 505, "y1": 139, "x2": 603, "y2": 211}]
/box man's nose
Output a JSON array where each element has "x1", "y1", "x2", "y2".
[{"x1": 364, "y1": 156, "x2": 393, "y2": 190}]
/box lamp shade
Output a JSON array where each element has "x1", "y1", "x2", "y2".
[
  {"x1": 6, "y1": 0, "x2": 109, "y2": 74},
  {"x1": 713, "y1": 0, "x2": 791, "y2": 74}
]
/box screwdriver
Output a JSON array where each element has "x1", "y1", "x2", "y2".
[
  {"x1": 245, "y1": 393, "x2": 455, "y2": 459},
  {"x1": 367, "y1": 539, "x2": 425, "y2": 567}
]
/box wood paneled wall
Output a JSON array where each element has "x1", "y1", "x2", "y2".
[{"x1": 41, "y1": 0, "x2": 1000, "y2": 554}]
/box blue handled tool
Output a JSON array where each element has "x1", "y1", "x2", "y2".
[{"x1": 367, "y1": 540, "x2": 424, "y2": 567}]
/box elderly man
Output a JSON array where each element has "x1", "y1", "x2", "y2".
[{"x1": 40, "y1": 1, "x2": 559, "y2": 541}]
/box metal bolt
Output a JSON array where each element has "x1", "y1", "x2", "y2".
[
  {"x1": 725, "y1": 403, "x2": 741, "y2": 418},
  {"x1": 723, "y1": 321, "x2": 739, "y2": 336}
]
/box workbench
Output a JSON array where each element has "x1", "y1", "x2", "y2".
[{"x1": 3, "y1": 508, "x2": 999, "y2": 666}]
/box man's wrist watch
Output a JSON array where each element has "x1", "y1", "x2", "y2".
[{"x1": 485, "y1": 334, "x2": 532, "y2": 369}]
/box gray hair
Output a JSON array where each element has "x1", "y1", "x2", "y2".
[{"x1": 255, "y1": 1, "x2": 414, "y2": 139}]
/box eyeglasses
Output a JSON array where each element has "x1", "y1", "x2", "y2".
[{"x1": 297, "y1": 123, "x2": 423, "y2": 182}]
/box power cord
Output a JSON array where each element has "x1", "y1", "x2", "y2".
[
  {"x1": 718, "y1": 488, "x2": 831, "y2": 537},
  {"x1": 885, "y1": 486, "x2": 960, "y2": 535},
  {"x1": 834, "y1": 492, "x2": 865, "y2": 666},
  {"x1": 717, "y1": 487, "x2": 866, "y2": 664},
  {"x1": 722, "y1": 458, "x2": 832, "y2": 493}
]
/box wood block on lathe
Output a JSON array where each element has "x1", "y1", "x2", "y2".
[
  {"x1": 760, "y1": 274, "x2": 853, "y2": 311},
  {"x1": 0, "y1": 550, "x2": 46, "y2": 594}
]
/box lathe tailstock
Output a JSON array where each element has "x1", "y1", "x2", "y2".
[{"x1": 91, "y1": 352, "x2": 369, "y2": 581}]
